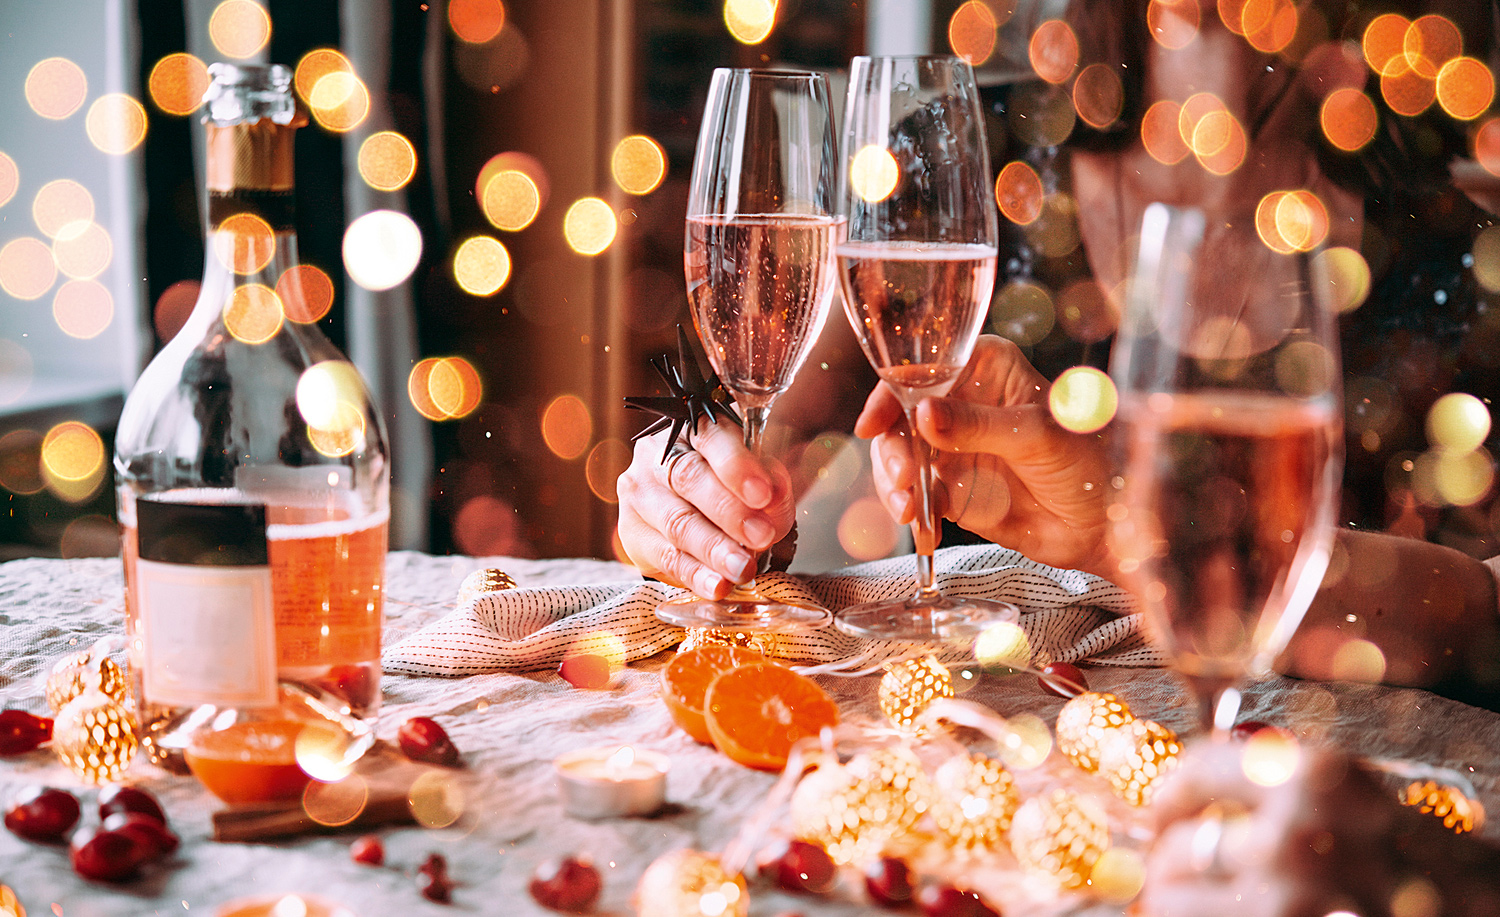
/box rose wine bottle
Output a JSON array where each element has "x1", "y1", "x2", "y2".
[{"x1": 115, "y1": 63, "x2": 388, "y2": 773}]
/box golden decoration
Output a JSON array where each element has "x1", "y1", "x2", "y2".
[
  {"x1": 878, "y1": 656, "x2": 955, "y2": 735},
  {"x1": 1401, "y1": 780, "x2": 1483, "y2": 834},
  {"x1": 45, "y1": 649, "x2": 128, "y2": 713},
  {"x1": 1009, "y1": 787, "x2": 1111, "y2": 889},
  {"x1": 52, "y1": 676, "x2": 138, "y2": 784},
  {"x1": 928, "y1": 752, "x2": 1020, "y2": 853},
  {"x1": 1055, "y1": 691, "x2": 1134, "y2": 773},
  {"x1": 456, "y1": 567, "x2": 517, "y2": 605},
  {"x1": 678, "y1": 627, "x2": 780, "y2": 657},
  {"x1": 0, "y1": 884, "x2": 23, "y2": 917},
  {"x1": 1096, "y1": 718, "x2": 1181, "y2": 807},
  {"x1": 634, "y1": 848, "x2": 749, "y2": 917},
  {"x1": 790, "y1": 747, "x2": 931, "y2": 865}
]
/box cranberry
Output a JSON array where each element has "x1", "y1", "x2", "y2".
[
  {"x1": 101, "y1": 812, "x2": 179, "y2": 858},
  {"x1": 528, "y1": 856, "x2": 601, "y2": 913},
  {"x1": 350, "y1": 834, "x2": 385, "y2": 866},
  {"x1": 1231, "y1": 720, "x2": 1272, "y2": 741},
  {"x1": 759, "y1": 838, "x2": 835, "y2": 895},
  {"x1": 5, "y1": 786, "x2": 81, "y2": 843},
  {"x1": 1038, "y1": 662, "x2": 1088, "y2": 698},
  {"x1": 97, "y1": 785, "x2": 167, "y2": 826},
  {"x1": 558, "y1": 654, "x2": 612, "y2": 690},
  {"x1": 864, "y1": 856, "x2": 915, "y2": 907},
  {"x1": 0, "y1": 709, "x2": 53, "y2": 756},
  {"x1": 318, "y1": 664, "x2": 379, "y2": 710},
  {"x1": 915, "y1": 883, "x2": 1000, "y2": 917},
  {"x1": 398, "y1": 716, "x2": 460, "y2": 767},
  {"x1": 70, "y1": 826, "x2": 147, "y2": 882},
  {"x1": 417, "y1": 852, "x2": 454, "y2": 903}
]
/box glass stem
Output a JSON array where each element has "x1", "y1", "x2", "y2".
[
  {"x1": 741, "y1": 403, "x2": 772, "y2": 583},
  {"x1": 1187, "y1": 674, "x2": 1242, "y2": 740},
  {"x1": 905, "y1": 407, "x2": 943, "y2": 603}
]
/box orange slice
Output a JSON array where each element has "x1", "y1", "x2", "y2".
[
  {"x1": 184, "y1": 719, "x2": 312, "y2": 805},
  {"x1": 704, "y1": 663, "x2": 839, "y2": 771},
  {"x1": 662, "y1": 644, "x2": 765, "y2": 744}
]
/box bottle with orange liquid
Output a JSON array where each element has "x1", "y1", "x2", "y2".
[{"x1": 115, "y1": 62, "x2": 388, "y2": 787}]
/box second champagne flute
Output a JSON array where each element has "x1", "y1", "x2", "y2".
[
  {"x1": 834, "y1": 55, "x2": 1018, "y2": 641},
  {"x1": 656, "y1": 68, "x2": 842, "y2": 631}
]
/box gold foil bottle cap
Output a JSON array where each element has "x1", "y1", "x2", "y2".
[{"x1": 202, "y1": 63, "x2": 304, "y2": 194}]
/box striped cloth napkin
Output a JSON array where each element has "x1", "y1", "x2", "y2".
[{"x1": 381, "y1": 544, "x2": 1157, "y2": 676}]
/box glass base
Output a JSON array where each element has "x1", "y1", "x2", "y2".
[
  {"x1": 834, "y1": 595, "x2": 1019, "y2": 642},
  {"x1": 655, "y1": 589, "x2": 831, "y2": 633}
]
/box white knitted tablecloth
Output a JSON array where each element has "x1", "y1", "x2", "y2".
[{"x1": 2, "y1": 551, "x2": 1498, "y2": 917}]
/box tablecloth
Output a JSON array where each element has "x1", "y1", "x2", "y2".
[{"x1": 2, "y1": 552, "x2": 1498, "y2": 917}]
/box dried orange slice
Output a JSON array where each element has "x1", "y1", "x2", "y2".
[
  {"x1": 704, "y1": 663, "x2": 839, "y2": 771},
  {"x1": 184, "y1": 719, "x2": 312, "y2": 805},
  {"x1": 661, "y1": 644, "x2": 765, "y2": 744}
]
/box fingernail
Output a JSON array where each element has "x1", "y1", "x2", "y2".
[
  {"x1": 695, "y1": 569, "x2": 725, "y2": 599},
  {"x1": 722, "y1": 548, "x2": 756, "y2": 583},
  {"x1": 885, "y1": 450, "x2": 902, "y2": 478},
  {"x1": 743, "y1": 517, "x2": 775, "y2": 550},
  {"x1": 742, "y1": 476, "x2": 772, "y2": 509}
]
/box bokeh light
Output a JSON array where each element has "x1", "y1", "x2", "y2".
[
  {"x1": 277, "y1": 264, "x2": 335, "y2": 323},
  {"x1": 1072, "y1": 63, "x2": 1123, "y2": 130},
  {"x1": 1382, "y1": 68, "x2": 1436, "y2": 118},
  {"x1": 1475, "y1": 225, "x2": 1500, "y2": 291},
  {"x1": 1314, "y1": 246, "x2": 1371, "y2": 314},
  {"x1": 481, "y1": 168, "x2": 543, "y2": 231},
  {"x1": 1432, "y1": 448, "x2": 1494, "y2": 506},
  {"x1": 52, "y1": 221, "x2": 111, "y2": 281},
  {"x1": 1029, "y1": 20, "x2": 1078, "y2": 85},
  {"x1": 989, "y1": 279, "x2": 1055, "y2": 346},
  {"x1": 148, "y1": 53, "x2": 212, "y2": 116},
  {"x1": 586, "y1": 439, "x2": 632, "y2": 503},
  {"x1": 0, "y1": 429, "x2": 44, "y2": 494},
  {"x1": 1363, "y1": 13, "x2": 1410, "y2": 76},
  {"x1": 33, "y1": 180, "x2": 94, "y2": 240},
  {"x1": 52, "y1": 280, "x2": 113, "y2": 339},
  {"x1": 295, "y1": 49, "x2": 354, "y2": 104},
  {"x1": 1141, "y1": 100, "x2": 1189, "y2": 164},
  {"x1": 1255, "y1": 190, "x2": 1328, "y2": 254},
  {"x1": 1241, "y1": 726, "x2": 1300, "y2": 787},
  {"x1": 295, "y1": 723, "x2": 361, "y2": 785},
  {"x1": 343, "y1": 210, "x2": 423, "y2": 291},
  {"x1": 948, "y1": 1, "x2": 1000, "y2": 66},
  {"x1": 0, "y1": 238, "x2": 58, "y2": 300},
  {"x1": 223, "y1": 283, "x2": 284, "y2": 344},
  {"x1": 1475, "y1": 117, "x2": 1500, "y2": 178},
  {"x1": 0, "y1": 343, "x2": 35, "y2": 410},
  {"x1": 86, "y1": 94, "x2": 148, "y2": 155},
  {"x1": 358, "y1": 131, "x2": 417, "y2": 192},
  {"x1": 0, "y1": 152, "x2": 17, "y2": 209},
  {"x1": 724, "y1": 0, "x2": 777, "y2": 45},
  {"x1": 41, "y1": 421, "x2": 103, "y2": 483},
  {"x1": 1049, "y1": 366, "x2": 1117, "y2": 433},
  {"x1": 155, "y1": 279, "x2": 200, "y2": 340},
  {"x1": 408, "y1": 357, "x2": 482, "y2": 421},
  {"x1": 1242, "y1": 0, "x2": 1297, "y2": 54},
  {"x1": 1089, "y1": 848, "x2": 1146, "y2": 904},
  {"x1": 563, "y1": 198, "x2": 617, "y2": 256},
  {"x1": 453, "y1": 494, "x2": 522, "y2": 556},
  {"x1": 448, "y1": 0, "x2": 506, "y2": 44},
  {"x1": 611, "y1": 135, "x2": 667, "y2": 195},
  {"x1": 209, "y1": 0, "x2": 272, "y2": 60},
  {"x1": 297, "y1": 361, "x2": 368, "y2": 457},
  {"x1": 25, "y1": 58, "x2": 87, "y2": 120},
  {"x1": 995, "y1": 161, "x2": 1043, "y2": 225},
  {"x1": 569, "y1": 630, "x2": 628, "y2": 671},
  {"x1": 1436, "y1": 57, "x2": 1494, "y2": 121},
  {"x1": 310, "y1": 72, "x2": 371, "y2": 132},
  {"x1": 836, "y1": 497, "x2": 900, "y2": 561},
  {"x1": 453, "y1": 235, "x2": 512, "y2": 296},
  {"x1": 1147, "y1": 0, "x2": 1198, "y2": 50},
  {"x1": 407, "y1": 771, "x2": 464, "y2": 829},
  {"x1": 541, "y1": 394, "x2": 592, "y2": 460},
  {"x1": 1427, "y1": 393, "x2": 1491, "y2": 453},
  {"x1": 1320, "y1": 88, "x2": 1377, "y2": 152},
  {"x1": 214, "y1": 213, "x2": 276, "y2": 275},
  {"x1": 1404, "y1": 14, "x2": 1461, "y2": 79},
  {"x1": 1056, "y1": 278, "x2": 1114, "y2": 342},
  {"x1": 974, "y1": 621, "x2": 1031, "y2": 670},
  {"x1": 850, "y1": 145, "x2": 899, "y2": 203},
  {"x1": 1329, "y1": 638, "x2": 1386, "y2": 683}
]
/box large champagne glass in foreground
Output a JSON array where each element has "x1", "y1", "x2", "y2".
[
  {"x1": 655, "y1": 68, "x2": 841, "y2": 632},
  {"x1": 833, "y1": 56, "x2": 1019, "y2": 641},
  {"x1": 1108, "y1": 203, "x2": 1343, "y2": 734}
]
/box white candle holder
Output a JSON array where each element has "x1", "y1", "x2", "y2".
[{"x1": 554, "y1": 745, "x2": 669, "y2": 819}]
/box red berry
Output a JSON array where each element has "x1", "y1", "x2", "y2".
[
  {"x1": 318, "y1": 664, "x2": 379, "y2": 710},
  {"x1": 528, "y1": 856, "x2": 601, "y2": 913},
  {"x1": 1231, "y1": 720, "x2": 1271, "y2": 741},
  {"x1": 1038, "y1": 662, "x2": 1088, "y2": 698},
  {"x1": 5, "y1": 786, "x2": 81, "y2": 843},
  {"x1": 350, "y1": 834, "x2": 385, "y2": 866},
  {"x1": 0, "y1": 709, "x2": 53, "y2": 756},
  {"x1": 915, "y1": 883, "x2": 1000, "y2": 917},
  {"x1": 417, "y1": 852, "x2": 454, "y2": 903},
  {"x1": 760, "y1": 838, "x2": 835, "y2": 895},
  {"x1": 558, "y1": 654, "x2": 612, "y2": 690},
  {"x1": 398, "y1": 717, "x2": 461, "y2": 767},
  {"x1": 864, "y1": 856, "x2": 915, "y2": 907},
  {"x1": 98, "y1": 785, "x2": 167, "y2": 827},
  {"x1": 70, "y1": 826, "x2": 147, "y2": 882},
  {"x1": 101, "y1": 812, "x2": 179, "y2": 859}
]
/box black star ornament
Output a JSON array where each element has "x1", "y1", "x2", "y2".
[{"x1": 624, "y1": 325, "x2": 742, "y2": 462}]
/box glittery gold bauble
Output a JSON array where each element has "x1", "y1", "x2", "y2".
[
  {"x1": 1096, "y1": 718, "x2": 1181, "y2": 807},
  {"x1": 928, "y1": 752, "x2": 1019, "y2": 853},
  {"x1": 879, "y1": 656, "x2": 955, "y2": 735},
  {"x1": 45, "y1": 650, "x2": 128, "y2": 713},
  {"x1": 456, "y1": 567, "x2": 517, "y2": 605},
  {"x1": 634, "y1": 848, "x2": 748, "y2": 917},
  {"x1": 679, "y1": 627, "x2": 779, "y2": 657},
  {"x1": 53, "y1": 685, "x2": 138, "y2": 783},
  {"x1": 0, "y1": 884, "x2": 24, "y2": 917},
  {"x1": 1401, "y1": 780, "x2": 1483, "y2": 834},
  {"x1": 791, "y1": 747, "x2": 931, "y2": 865},
  {"x1": 1009, "y1": 788, "x2": 1111, "y2": 889},
  {"x1": 1055, "y1": 691, "x2": 1134, "y2": 773}
]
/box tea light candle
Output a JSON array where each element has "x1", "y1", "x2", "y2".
[{"x1": 554, "y1": 745, "x2": 669, "y2": 819}]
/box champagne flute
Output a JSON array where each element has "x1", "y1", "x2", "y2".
[
  {"x1": 1107, "y1": 203, "x2": 1344, "y2": 735},
  {"x1": 833, "y1": 55, "x2": 1019, "y2": 641},
  {"x1": 655, "y1": 68, "x2": 842, "y2": 632}
]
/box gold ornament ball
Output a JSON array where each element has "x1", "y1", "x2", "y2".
[
  {"x1": 878, "y1": 656, "x2": 955, "y2": 735},
  {"x1": 1055, "y1": 691, "x2": 1134, "y2": 773},
  {"x1": 790, "y1": 747, "x2": 931, "y2": 865},
  {"x1": 633, "y1": 848, "x2": 748, "y2": 917},
  {"x1": 1401, "y1": 780, "x2": 1482, "y2": 834},
  {"x1": 53, "y1": 686, "x2": 138, "y2": 784},
  {"x1": 456, "y1": 567, "x2": 517, "y2": 605},
  {"x1": 928, "y1": 752, "x2": 1020, "y2": 853},
  {"x1": 1096, "y1": 718, "x2": 1181, "y2": 807},
  {"x1": 1009, "y1": 788, "x2": 1111, "y2": 889},
  {"x1": 45, "y1": 650, "x2": 128, "y2": 713},
  {"x1": 679, "y1": 627, "x2": 780, "y2": 658}
]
